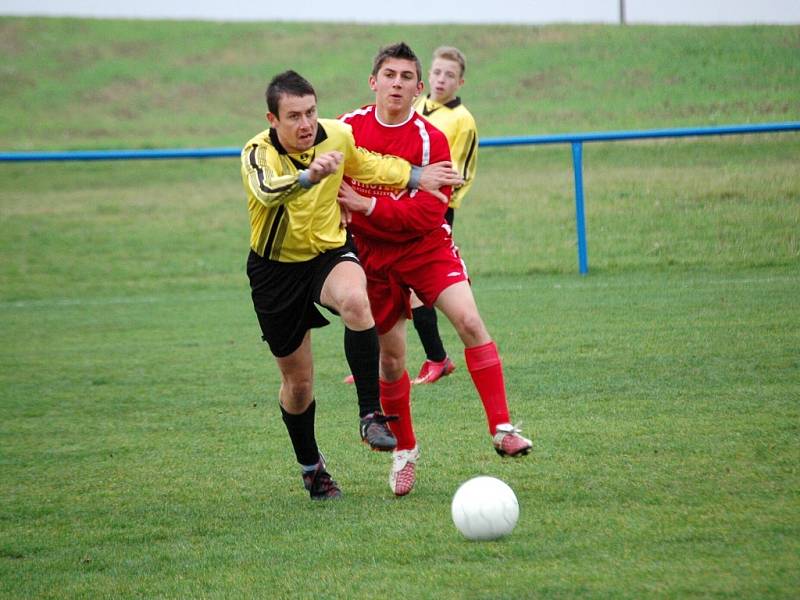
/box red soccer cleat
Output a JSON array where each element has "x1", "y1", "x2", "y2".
[{"x1": 411, "y1": 357, "x2": 456, "y2": 385}]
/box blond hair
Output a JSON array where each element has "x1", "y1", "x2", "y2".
[{"x1": 432, "y1": 46, "x2": 466, "y2": 77}]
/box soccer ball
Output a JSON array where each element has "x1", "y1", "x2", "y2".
[{"x1": 451, "y1": 476, "x2": 519, "y2": 541}]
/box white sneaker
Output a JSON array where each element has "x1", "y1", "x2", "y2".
[
  {"x1": 389, "y1": 446, "x2": 420, "y2": 496},
  {"x1": 493, "y1": 423, "x2": 532, "y2": 457}
]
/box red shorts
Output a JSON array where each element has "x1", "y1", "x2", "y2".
[{"x1": 354, "y1": 225, "x2": 469, "y2": 334}]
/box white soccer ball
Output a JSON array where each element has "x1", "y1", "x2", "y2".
[{"x1": 451, "y1": 476, "x2": 519, "y2": 541}]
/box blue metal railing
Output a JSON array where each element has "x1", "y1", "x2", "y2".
[
  {"x1": 480, "y1": 121, "x2": 800, "y2": 274},
  {"x1": 0, "y1": 147, "x2": 242, "y2": 162},
  {"x1": 2, "y1": 121, "x2": 798, "y2": 273}
]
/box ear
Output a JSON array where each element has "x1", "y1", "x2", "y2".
[
  {"x1": 267, "y1": 112, "x2": 278, "y2": 127},
  {"x1": 415, "y1": 80, "x2": 424, "y2": 96},
  {"x1": 368, "y1": 75, "x2": 378, "y2": 92}
]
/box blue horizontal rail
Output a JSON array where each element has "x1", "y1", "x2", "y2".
[
  {"x1": 479, "y1": 121, "x2": 800, "y2": 147},
  {"x1": 0, "y1": 147, "x2": 242, "y2": 162},
  {"x1": 2, "y1": 121, "x2": 798, "y2": 274},
  {"x1": 2, "y1": 122, "x2": 797, "y2": 162}
]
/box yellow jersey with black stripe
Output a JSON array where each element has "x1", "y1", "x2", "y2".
[
  {"x1": 241, "y1": 119, "x2": 412, "y2": 262},
  {"x1": 414, "y1": 95, "x2": 478, "y2": 209}
]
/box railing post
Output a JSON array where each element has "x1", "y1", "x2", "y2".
[{"x1": 571, "y1": 141, "x2": 589, "y2": 275}]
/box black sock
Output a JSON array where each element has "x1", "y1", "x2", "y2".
[
  {"x1": 344, "y1": 326, "x2": 381, "y2": 417},
  {"x1": 280, "y1": 400, "x2": 319, "y2": 467},
  {"x1": 412, "y1": 306, "x2": 446, "y2": 362}
]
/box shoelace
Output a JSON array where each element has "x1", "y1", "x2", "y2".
[
  {"x1": 365, "y1": 412, "x2": 399, "y2": 425},
  {"x1": 497, "y1": 422, "x2": 525, "y2": 435},
  {"x1": 317, "y1": 472, "x2": 337, "y2": 491},
  {"x1": 392, "y1": 448, "x2": 418, "y2": 469},
  {"x1": 308, "y1": 469, "x2": 337, "y2": 492}
]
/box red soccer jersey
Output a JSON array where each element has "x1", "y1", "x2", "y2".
[{"x1": 339, "y1": 105, "x2": 452, "y2": 244}]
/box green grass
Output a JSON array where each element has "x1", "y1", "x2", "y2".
[
  {"x1": 1, "y1": 17, "x2": 799, "y2": 600},
  {"x1": 1, "y1": 18, "x2": 798, "y2": 150}
]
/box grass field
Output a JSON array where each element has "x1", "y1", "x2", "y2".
[
  {"x1": 1, "y1": 17, "x2": 799, "y2": 599},
  {"x1": 1, "y1": 18, "x2": 798, "y2": 149}
]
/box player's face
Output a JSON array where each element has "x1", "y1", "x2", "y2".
[
  {"x1": 267, "y1": 93, "x2": 318, "y2": 154},
  {"x1": 428, "y1": 58, "x2": 464, "y2": 104},
  {"x1": 369, "y1": 58, "x2": 423, "y2": 119}
]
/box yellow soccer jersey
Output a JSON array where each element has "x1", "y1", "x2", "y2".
[
  {"x1": 414, "y1": 95, "x2": 478, "y2": 209},
  {"x1": 241, "y1": 118, "x2": 412, "y2": 262}
]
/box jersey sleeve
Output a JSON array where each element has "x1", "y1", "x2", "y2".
[
  {"x1": 241, "y1": 141, "x2": 307, "y2": 208},
  {"x1": 342, "y1": 127, "x2": 412, "y2": 188},
  {"x1": 449, "y1": 114, "x2": 478, "y2": 208},
  {"x1": 364, "y1": 188, "x2": 449, "y2": 237}
]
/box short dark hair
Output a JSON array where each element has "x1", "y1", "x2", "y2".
[
  {"x1": 265, "y1": 70, "x2": 316, "y2": 116},
  {"x1": 371, "y1": 42, "x2": 422, "y2": 81}
]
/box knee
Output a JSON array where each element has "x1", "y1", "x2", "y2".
[
  {"x1": 281, "y1": 377, "x2": 313, "y2": 408},
  {"x1": 380, "y1": 351, "x2": 405, "y2": 380},
  {"x1": 450, "y1": 310, "x2": 488, "y2": 345},
  {"x1": 338, "y1": 289, "x2": 373, "y2": 327}
]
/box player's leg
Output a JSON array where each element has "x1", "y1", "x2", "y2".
[
  {"x1": 379, "y1": 319, "x2": 412, "y2": 446},
  {"x1": 379, "y1": 320, "x2": 419, "y2": 496},
  {"x1": 411, "y1": 208, "x2": 457, "y2": 384},
  {"x1": 435, "y1": 281, "x2": 532, "y2": 457},
  {"x1": 247, "y1": 250, "x2": 342, "y2": 499},
  {"x1": 275, "y1": 332, "x2": 341, "y2": 500},
  {"x1": 410, "y1": 291, "x2": 455, "y2": 385},
  {"x1": 319, "y1": 258, "x2": 396, "y2": 451}
]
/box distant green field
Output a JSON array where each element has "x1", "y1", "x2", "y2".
[
  {"x1": 1, "y1": 17, "x2": 799, "y2": 600},
  {"x1": 1, "y1": 18, "x2": 798, "y2": 149}
]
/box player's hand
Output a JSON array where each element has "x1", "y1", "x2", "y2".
[
  {"x1": 418, "y1": 161, "x2": 463, "y2": 204},
  {"x1": 427, "y1": 188, "x2": 449, "y2": 204},
  {"x1": 337, "y1": 181, "x2": 373, "y2": 214},
  {"x1": 339, "y1": 204, "x2": 352, "y2": 228},
  {"x1": 307, "y1": 151, "x2": 344, "y2": 183}
]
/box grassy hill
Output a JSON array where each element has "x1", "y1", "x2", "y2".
[{"x1": 1, "y1": 18, "x2": 798, "y2": 150}]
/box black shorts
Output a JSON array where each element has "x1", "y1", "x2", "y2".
[
  {"x1": 247, "y1": 246, "x2": 360, "y2": 357},
  {"x1": 445, "y1": 207, "x2": 455, "y2": 227}
]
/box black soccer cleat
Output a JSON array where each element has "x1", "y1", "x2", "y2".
[
  {"x1": 302, "y1": 457, "x2": 342, "y2": 501},
  {"x1": 359, "y1": 412, "x2": 398, "y2": 451}
]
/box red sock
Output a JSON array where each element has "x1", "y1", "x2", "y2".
[
  {"x1": 465, "y1": 341, "x2": 510, "y2": 434},
  {"x1": 380, "y1": 371, "x2": 416, "y2": 451}
]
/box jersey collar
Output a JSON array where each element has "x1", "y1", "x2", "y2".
[
  {"x1": 422, "y1": 95, "x2": 462, "y2": 116},
  {"x1": 374, "y1": 106, "x2": 417, "y2": 128}
]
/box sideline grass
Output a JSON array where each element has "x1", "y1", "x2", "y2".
[
  {"x1": 1, "y1": 17, "x2": 799, "y2": 600},
  {"x1": 2, "y1": 149, "x2": 798, "y2": 597},
  {"x1": 2, "y1": 267, "x2": 797, "y2": 598}
]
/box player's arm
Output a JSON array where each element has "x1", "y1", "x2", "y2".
[
  {"x1": 343, "y1": 131, "x2": 462, "y2": 201},
  {"x1": 241, "y1": 142, "x2": 342, "y2": 208},
  {"x1": 338, "y1": 181, "x2": 449, "y2": 236},
  {"x1": 344, "y1": 143, "x2": 411, "y2": 188},
  {"x1": 450, "y1": 118, "x2": 478, "y2": 206},
  {"x1": 340, "y1": 133, "x2": 453, "y2": 236}
]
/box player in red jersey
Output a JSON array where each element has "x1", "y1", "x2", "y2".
[{"x1": 337, "y1": 42, "x2": 532, "y2": 497}]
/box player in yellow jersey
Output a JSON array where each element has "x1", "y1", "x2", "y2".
[
  {"x1": 241, "y1": 70, "x2": 461, "y2": 500},
  {"x1": 409, "y1": 46, "x2": 478, "y2": 385}
]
